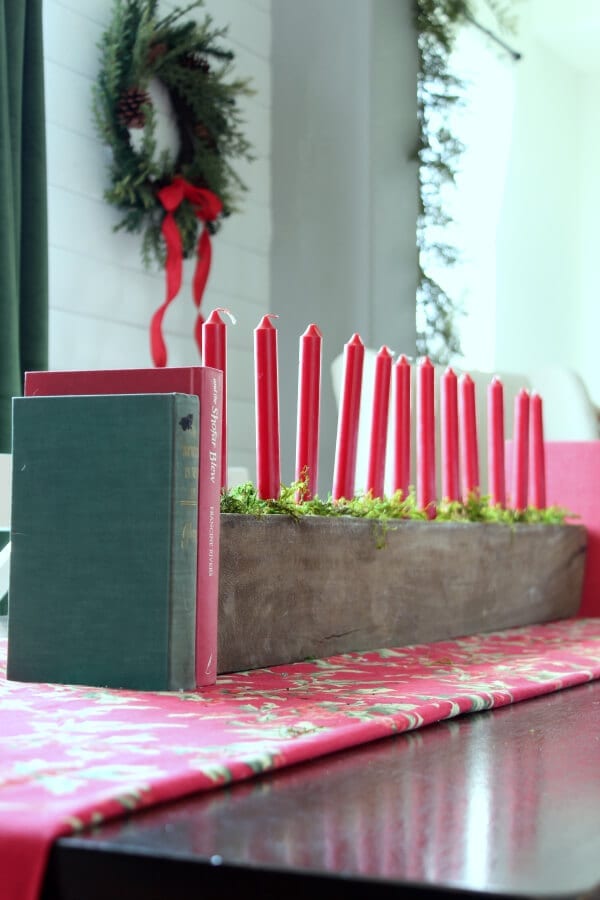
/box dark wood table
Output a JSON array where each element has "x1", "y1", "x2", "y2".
[{"x1": 41, "y1": 679, "x2": 600, "y2": 899}]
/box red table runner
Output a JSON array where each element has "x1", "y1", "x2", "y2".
[{"x1": 2, "y1": 617, "x2": 600, "y2": 900}]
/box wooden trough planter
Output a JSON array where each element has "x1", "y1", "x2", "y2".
[{"x1": 217, "y1": 515, "x2": 587, "y2": 674}]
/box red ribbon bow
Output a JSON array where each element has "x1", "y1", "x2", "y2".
[{"x1": 150, "y1": 176, "x2": 222, "y2": 367}]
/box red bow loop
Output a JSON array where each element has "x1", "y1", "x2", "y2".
[
  {"x1": 157, "y1": 179, "x2": 186, "y2": 212},
  {"x1": 180, "y1": 178, "x2": 223, "y2": 222},
  {"x1": 150, "y1": 177, "x2": 221, "y2": 367}
]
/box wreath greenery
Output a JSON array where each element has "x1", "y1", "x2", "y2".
[{"x1": 92, "y1": 0, "x2": 253, "y2": 269}]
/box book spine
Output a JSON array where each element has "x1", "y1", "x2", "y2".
[
  {"x1": 169, "y1": 394, "x2": 200, "y2": 691},
  {"x1": 195, "y1": 368, "x2": 223, "y2": 686}
]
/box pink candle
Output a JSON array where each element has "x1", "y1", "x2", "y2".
[
  {"x1": 416, "y1": 357, "x2": 435, "y2": 514},
  {"x1": 511, "y1": 388, "x2": 530, "y2": 511},
  {"x1": 201, "y1": 307, "x2": 233, "y2": 491},
  {"x1": 392, "y1": 355, "x2": 411, "y2": 497},
  {"x1": 487, "y1": 376, "x2": 505, "y2": 507},
  {"x1": 332, "y1": 333, "x2": 365, "y2": 500},
  {"x1": 458, "y1": 373, "x2": 479, "y2": 501},
  {"x1": 295, "y1": 323, "x2": 323, "y2": 500},
  {"x1": 254, "y1": 314, "x2": 281, "y2": 500},
  {"x1": 529, "y1": 392, "x2": 546, "y2": 509},
  {"x1": 440, "y1": 367, "x2": 459, "y2": 502},
  {"x1": 366, "y1": 346, "x2": 393, "y2": 498}
]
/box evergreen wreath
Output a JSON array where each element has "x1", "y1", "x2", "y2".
[
  {"x1": 92, "y1": 0, "x2": 253, "y2": 269},
  {"x1": 92, "y1": 0, "x2": 254, "y2": 366}
]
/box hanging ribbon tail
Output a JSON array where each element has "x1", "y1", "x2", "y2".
[
  {"x1": 150, "y1": 304, "x2": 169, "y2": 368},
  {"x1": 192, "y1": 226, "x2": 212, "y2": 359},
  {"x1": 192, "y1": 226, "x2": 212, "y2": 310},
  {"x1": 162, "y1": 210, "x2": 184, "y2": 302},
  {"x1": 150, "y1": 207, "x2": 184, "y2": 367}
]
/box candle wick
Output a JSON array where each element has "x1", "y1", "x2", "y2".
[{"x1": 215, "y1": 307, "x2": 237, "y2": 325}]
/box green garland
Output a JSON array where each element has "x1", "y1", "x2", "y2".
[
  {"x1": 414, "y1": 0, "x2": 518, "y2": 363},
  {"x1": 92, "y1": 0, "x2": 253, "y2": 267}
]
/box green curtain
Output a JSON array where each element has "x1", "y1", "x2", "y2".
[{"x1": 0, "y1": 0, "x2": 48, "y2": 455}]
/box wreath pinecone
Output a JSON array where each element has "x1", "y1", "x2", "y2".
[{"x1": 117, "y1": 86, "x2": 151, "y2": 129}]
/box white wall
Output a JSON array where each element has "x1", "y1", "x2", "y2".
[
  {"x1": 445, "y1": 0, "x2": 600, "y2": 423},
  {"x1": 271, "y1": 0, "x2": 419, "y2": 491},
  {"x1": 578, "y1": 73, "x2": 600, "y2": 407},
  {"x1": 494, "y1": 0, "x2": 600, "y2": 412},
  {"x1": 43, "y1": 0, "x2": 271, "y2": 478},
  {"x1": 494, "y1": 22, "x2": 582, "y2": 379},
  {"x1": 435, "y1": 26, "x2": 517, "y2": 373}
]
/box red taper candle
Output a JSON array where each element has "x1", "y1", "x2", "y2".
[
  {"x1": 332, "y1": 333, "x2": 365, "y2": 500},
  {"x1": 254, "y1": 314, "x2": 281, "y2": 499},
  {"x1": 529, "y1": 392, "x2": 546, "y2": 509},
  {"x1": 511, "y1": 388, "x2": 530, "y2": 511},
  {"x1": 441, "y1": 367, "x2": 459, "y2": 502},
  {"x1": 487, "y1": 376, "x2": 505, "y2": 507},
  {"x1": 392, "y1": 355, "x2": 411, "y2": 498},
  {"x1": 417, "y1": 357, "x2": 435, "y2": 514},
  {"x1": 366, "y1": 346, "x2": 393, "y2": 498},
  {"x1": 202, "y1": 307, "x2": 234, "y2": 491},
  {"x1": 295, "y1": 323, "x2": 323, "y2": 500},
  {"x1": 459, "y1": 373, "x2": 479, "y2": 500}
]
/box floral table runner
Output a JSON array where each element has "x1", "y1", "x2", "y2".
[{"x1": 2, "y1": 617, "x2": 600, "y2": 900}]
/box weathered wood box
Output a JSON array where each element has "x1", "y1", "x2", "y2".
[{"x1": 217, "y1": 515, "x2": 587, "y2": 673}]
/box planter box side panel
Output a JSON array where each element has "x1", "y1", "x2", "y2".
[{"x1": 217, "y1": 517, "x2": 587, "y2": 674}]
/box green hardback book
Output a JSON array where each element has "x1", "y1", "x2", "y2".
[{"x1": 7, "y1": 393, "x2": 199, "y2": 691}]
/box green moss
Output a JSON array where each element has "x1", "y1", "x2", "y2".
[{"x1": 220, "y1": 481, "x2": 571, "y2": 526}]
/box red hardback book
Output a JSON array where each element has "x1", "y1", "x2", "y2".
[{"x1": 25, "y1": 366, "x2": 223, "y2": 687}]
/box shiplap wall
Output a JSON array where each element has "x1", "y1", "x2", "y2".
[{"x1": 43, "y1": 0, "x2": 271, "y2": 478}]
